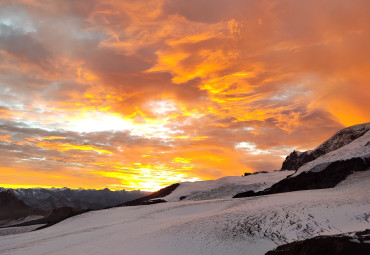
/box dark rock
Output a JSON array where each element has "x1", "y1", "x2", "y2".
[
  {"x1": 233, "y1": 190, "x2": 257, "y2": 198},
  {"x1": 234, "y1": 155, "x2": 370, "y2": 198},
  {"x1": 179, "y1": 196, "x2": 187, "y2": 201},
  {"x1": 120, "y1": 183, "x2": 180, "y2": 206},
  {"x1": 345, "y1": 157, "x2": 367, "y2": 172},
  {"x1": 365, "y1": 156, "x2": 370, "y2": 168},
  {"x1": 281, "y1": 150, "x2": 316, "y2": 170},
  {"x1": 135, "y1": 199, "x2": 166, "y2": 205},
  {"x1": 258, "y1": 171, "x2": 268, "y2": 174},
  {"x1": 265, "y1": 229, "x2": 370, "y2": 255}
]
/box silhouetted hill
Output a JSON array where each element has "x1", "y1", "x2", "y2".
[
  {"x1": 0, "y1": 187, "x2": 149, "y2": 211},
  {"x1": 0, "y1": 191, "x2": 45, "y2": 221}
]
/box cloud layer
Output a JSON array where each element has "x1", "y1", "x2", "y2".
[{"x1": 0, "y1": 0, "x2": 369, "y2": 190}]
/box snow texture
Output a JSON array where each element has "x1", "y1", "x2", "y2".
[{"x1": 0, "y1": 171, "x2": 369, "y2": 255}]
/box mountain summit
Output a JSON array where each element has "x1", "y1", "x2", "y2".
[
  {"x1": 234, "y1": 122, "x2": 370, "y2": 198},
  {"x1": 281, "y1": 122, "x2": 370, "y2": 170}
]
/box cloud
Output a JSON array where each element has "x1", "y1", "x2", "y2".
[{"x1": 0, "y1": 0, "x2": 368, "y2": 190}]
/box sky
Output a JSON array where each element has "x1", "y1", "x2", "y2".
[{"x1": 0, "y1": 0, "x2": 369, "y2": 191}]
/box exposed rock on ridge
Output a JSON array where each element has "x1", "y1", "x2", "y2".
[
  {"x1": 234, "y1": 156, "x2": 370, "y2": 198},
  {"x1": 119, "y1": 183, "x2": 180, "y2": 206},
  {"x1": 281, "y1": 122, "x2": 370, "y2": 170},
  {"x1": 265, "y1": 229, "x2": 370, "y2": 255},
  {"x1": 234, "y1": 122, "x2": 370, "y2": 198}
]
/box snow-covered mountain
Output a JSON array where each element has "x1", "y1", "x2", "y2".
[
  {"x1": 293, "y1": 127, "x2": 370, "y2": 176},
  {"x1": 281, "y1": 122, "x2": 370, "y2": 170},
  {"x1": 234, "y1": 123, "x2": 370, "y2": 198}
]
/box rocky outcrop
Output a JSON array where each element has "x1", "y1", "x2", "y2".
[
  {"x1": 281, "y1": 150, "x2": 315, "y2": 170},
  {"x1": 265, "y1": 229, "x2": 370, "y2": 255},
  {"x1": 234, "y1": 156, "x2": 370, "y2": 198},
  {"x1": 281, "y1": 123, "x2": 370, "y2": 170},
  {"x1": 119, "y1": 183, "x2": 180, "y2": 206}
]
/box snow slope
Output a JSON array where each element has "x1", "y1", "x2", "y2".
[
  {"x1": 164, "y1": 170, "x2": 293, "y2": 202},
  {"x1": 293, "y1": 129, "x2": 370, "y2": 176},
  {"x1": 0, "y1": 170, "x2": 369, "y2": 255}
]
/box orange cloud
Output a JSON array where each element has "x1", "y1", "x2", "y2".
[{"x1": 0, "y1": 0, "x2": 368, "y2": 191}]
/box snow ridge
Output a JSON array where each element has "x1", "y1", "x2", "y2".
[
  {"x1": 164, "y1": 171, "x2": 293, "y2": 202},
  {"x1": 282, "y1": 122, "x2": 370, "y2": 170},
  {"x1": 294, "y1": 128, "x2": 370, "y2": 176}
]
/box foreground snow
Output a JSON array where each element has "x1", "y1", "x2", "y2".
[{"x1": 0, "y1": 171, "x2": 369, "y2": 255}]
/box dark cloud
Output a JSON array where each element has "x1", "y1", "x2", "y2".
[{"x1": 0, "y1": 24, "x2": 50, "y2": 63}]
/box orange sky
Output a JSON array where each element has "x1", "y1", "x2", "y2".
[{"x1": 0, "y1": 0, "x2": 369, "y2": 191}]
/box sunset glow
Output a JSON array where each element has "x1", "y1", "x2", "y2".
[{"x1": 0, "y1": 0, "x2": 369, "y2": 191}]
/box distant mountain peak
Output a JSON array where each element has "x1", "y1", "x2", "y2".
[{"x1": 282, "y1": 122, "x2": 370, "y2": 170}]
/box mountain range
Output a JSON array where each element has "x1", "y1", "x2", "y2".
[
  {"x1": 0, "y1": 187, "x2": 149, "y2": 211},
  {"x1": 0, "y1": 187, "x2": 149, "y2": 235}
]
